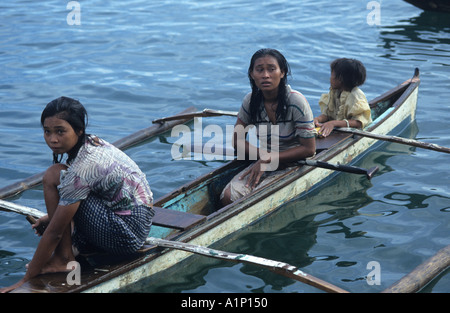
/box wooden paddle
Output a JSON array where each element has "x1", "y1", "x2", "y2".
[
  {"x1": 146, "y1": 237, "x2": 349, "y2": 293},
  {"x1": 298, "y1": 159, "x2": 379, "y2": 180},
  {"x1": 0, "y1": 199, "x2": 47, "y2": 235},
  {"x1": 0, "y1": 199, "x2": 45, "y2": 219},
  {"x1": 334, "y1": 127, "x2": 450, "y2": 154}
]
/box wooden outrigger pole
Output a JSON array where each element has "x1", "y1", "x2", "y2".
[
  {"x1": 0, "y1": 106, "x2": 198, "y2": 200},
  {"x1": 148, "y1": 237, "x2": 350, "y2": 293},
  {"x1": 382, "y1": 244, "x2": 450, "y2": 293}
]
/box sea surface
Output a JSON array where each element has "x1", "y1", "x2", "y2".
[{"x1": 0, "y1": 0, "x2": 449, "y2": 293}]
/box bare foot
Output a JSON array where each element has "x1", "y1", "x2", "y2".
[{"x1": 39, "y1": 255, "x2": 76, "y2": 275}]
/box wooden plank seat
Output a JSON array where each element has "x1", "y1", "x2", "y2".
[
  {"x1": 152, "y1": 206, "x2": 206, "y2": 230},
  {"x1": 315, "y1": 132, "x2": 353, "y2": 152}
]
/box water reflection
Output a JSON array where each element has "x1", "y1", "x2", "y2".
[
  {"x1": 381, "y1": 11, "x2": 450, "y2": 40},
  {"x1": 379, "y1": 11, "x2": 450, "y2": 64}
]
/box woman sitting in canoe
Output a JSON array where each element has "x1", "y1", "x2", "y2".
[
  {"x1": 1, "y1": 97, "x2": 154, "y2": 293},
  {"x1": 314, "y1": 58, "x2": 372, "y2": 137},
  {"x1": 220, "y1": 48, "x2": 316, "y2": 206}
]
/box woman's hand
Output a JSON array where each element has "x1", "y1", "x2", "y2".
[
  {"x1": 32, "y1": 214, "x2": 49, "y2": 236},
  {"x1": 239, "y1": 159, "x2": 265, "y2": 189},
  {"x1": 239, "y1": 151, "x2": 274, "y2": 189}
]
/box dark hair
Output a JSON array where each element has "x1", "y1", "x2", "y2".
[
  {"x1": 41, "y1": 96, "x2": 88, "y2": 164},
  {"x1": 247, "y1": 48, "x2": 291, "y2": 124},
  {"x1": 330, "y1": 58, "x2": 366, "y2": 91},
  {"x1": 330, "y1": 58, "x2": 366, "y2": 90}
]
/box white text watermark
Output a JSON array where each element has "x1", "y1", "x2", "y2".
[
  {"x1": 367, "y1": 1, "x2": 381, "y2": 26},
  {"x1": 67, "y1": 1, "x2": 81, "y2": 26},
  {"x1": 171, "y1": 118, "x2": 279, "y2": 171},
  {"x1": 66, "y1": 261, "x2": 81, "y2": 285},
  {"x1": 366, "y1": 261, "x2": 381, "y2": 285}
]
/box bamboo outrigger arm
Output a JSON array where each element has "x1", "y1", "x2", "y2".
[
  {"x1": 0, "y1": 199, "x2": 45, "y2": 219},
  {"x1": 335, "y1": 127, "x2": 450, "y2": 154},
  {"x1": 0, "y1": 106, "x2": 198, "y2": 200},
  {"x1": 146, "y1": 237, "x2": 349, "y2": 293},
  {"x1": 382, "y1": 244, "x2": 450, "y2": 293},
  {"x1": 152, "y1": 108, "x2": 238, "y2": 124}
]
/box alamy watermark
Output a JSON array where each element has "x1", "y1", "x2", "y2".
[
  {"x1": 171, "y1": 118, "x2": 279, "y2": 171},
  {"x1": 64, "y1": 3, "x2": 381, "y2": 29},
  {"x1": 67, "y1": 1, "x2": 81, "y2": 26},
  {"x1": 66, "y1": 261, "x2": 81, "y2": 286},
  {"x1": 367, "y1": 1, "x2": 381, "y2": 26},
  {"x1": 366, "y1": 261, "x2": 381, "y2": 285}
]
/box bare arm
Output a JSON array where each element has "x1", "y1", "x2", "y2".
[
  {"x1": 232, "y1": 117, "x2": 258, "y2": 159},
  {"x1": 0, "y1": 201, "x2": 80, "y2": 293},
  {"x1": 314, "y1": 114, "x2": 329, "y2": 126},
  {"x1": 317, "y1": 118, "x2": 362, "y2": 137},
  {"x1": 26, "y1": 202, "x2": 79, "y2": 276}
]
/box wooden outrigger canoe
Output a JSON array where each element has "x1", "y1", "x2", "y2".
[{"x1": 12, "y1": 69, "x2": 421, "y2": 293}]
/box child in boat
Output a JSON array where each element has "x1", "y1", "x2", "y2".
[
  {"x1": 314, "y1": 58, "x2": 372, "y2": 137},
  {"x1": 1, "y1": 97, "x2": 154, "y2": 293},
  {"x1": 220, "y1": 48, "x2": 316, "y2": 206}
]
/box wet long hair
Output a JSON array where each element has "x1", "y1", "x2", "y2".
[
  {"x1": 330, "y1": 58, "x2": 366, "y2": 91},
  {"x1": 41, "y1": 96, "x2": 88, "y2": 164},
  {"x1": 247, "y1": 48, "x2": 291, "y2": 124}
]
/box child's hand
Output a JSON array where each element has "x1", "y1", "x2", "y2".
[
  {"x1": 313, "y1": 118, "x2": 322, "y2": 127},
  {"x1": 318, "y1": 121, "x2": 335, "y2": 137}
]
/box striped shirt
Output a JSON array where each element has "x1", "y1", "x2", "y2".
[
  {"x1": 57, "y1": 136, "x2": 153, "y2": 211},
  {"x1": 237, "y1": 85, "x2": 316, "y2": 152}
]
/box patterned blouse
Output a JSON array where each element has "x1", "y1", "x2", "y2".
[{"x1": 57, "y1": 136, "x2": 153, "y2": 212}]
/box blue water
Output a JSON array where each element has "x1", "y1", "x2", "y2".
[{"x1": 0, "y1": 1, "x2": 449, "y2": 293}]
